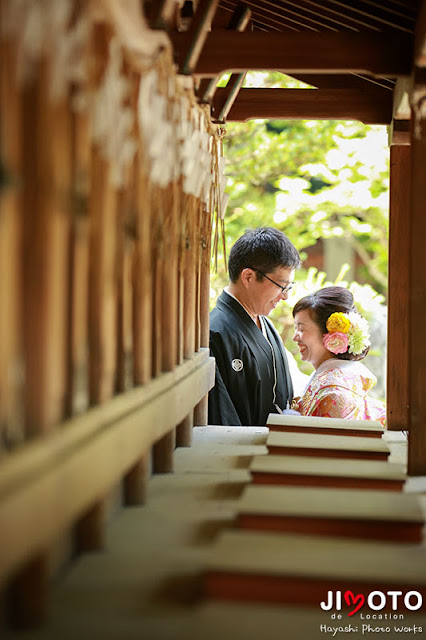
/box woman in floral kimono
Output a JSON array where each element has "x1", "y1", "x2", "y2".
[{"x1": 291, "y1": 286, "x2": 386, "y2": 426}]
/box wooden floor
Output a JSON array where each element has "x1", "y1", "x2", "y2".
[{"x1": 4, "y1": 427, "x2": 426, "y2": 640}]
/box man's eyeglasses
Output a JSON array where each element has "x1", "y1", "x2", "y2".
[{"x1": 254, "y1": 269, "x2": 294, "y2": 294}]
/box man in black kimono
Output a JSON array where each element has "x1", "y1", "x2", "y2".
[{"x1": 208, "y1": 227, "x2": 301, "y2": 426}]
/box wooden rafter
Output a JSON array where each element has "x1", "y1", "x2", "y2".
[
  {"x1": 213, "y1": 87, "x2": 393, "y2": 123},
  {"x1": 171, "y1": 31, "x2": 413, "y2": 76},
  {"x1": 198, "y1": 2, "x2": 251, "y2": 103},
  {"x1": 178, "y1": 0, "x2": 220, "y2": 75}
]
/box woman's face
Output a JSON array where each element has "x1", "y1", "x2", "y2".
[{"x1": 293, "y1": 309, "x2": 334, "y2": 369}]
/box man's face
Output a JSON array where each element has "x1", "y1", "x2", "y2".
[{"x1": 250, "y1": 266, "x2": 295, "y2": 317}]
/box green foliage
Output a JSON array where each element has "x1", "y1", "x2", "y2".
[{"x1": 217, "y1": 99, "x2": 389, "y2": 293}]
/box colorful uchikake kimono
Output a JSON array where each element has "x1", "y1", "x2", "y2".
[{"x1": 294, "y1": 358, "x2": 386, "y2": 427}]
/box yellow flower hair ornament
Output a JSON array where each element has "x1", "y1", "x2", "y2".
[{"x1": 323, "y1": 311, "x2": 371, "y2": 356}]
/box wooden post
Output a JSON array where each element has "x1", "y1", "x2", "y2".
[
  {"x1": 161, "y1": 180, "x2": 179, "y2": 371},
  {"x1": 183, "y1": 194, "x2": 197, "y2": 359},
  {"x1": 6, "y1": 555, "x2": 49, "y2": 629},
  {"x1": 66, "y1": 109, "x2": 90, "y2": 417},
  {"x1": 200, "y1": 203, "x2": 212, "y2": 348},
  {"x1": 387, "y1": 144, "x2": 410, "y2": 430},
  {"x1": 74, "y1": 502, "x2": 105, "y2": 552},
  {"x1": 123, "y1": 454, "x2": 150, "y2": 505},
  {"x1": 153, "y1": 430, "x2": 175, "y2": 473},
  {"x1": 177, "y1": 180, "x2": 186, "y2": 365},
  {"x1": 151, "y1": 186, "x2": 164, "y2": 377},
  {"x1": 133, "y1": 157, "x2": 153, "y2": 385},
  {"x1": 408, "y1": 71, "x2": 426, "y2": 474},
  {"x1": 194, "y1": 394, "x2": 208, "y2": 426},
  {"x1": 21, "y1": 58, "x2": 71, "y2": 435},
  {"x1": 176, "y1": 413, "x2": 194, "y2": 447},
  {"x1": 0, "y1": 36, "x2": 23, "y2": 450}
]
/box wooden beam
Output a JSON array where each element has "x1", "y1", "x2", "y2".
[
  {"x1": 213, "y1": 88, "x2": 392, "y2": 124},
  {"x1": 389, "y1": 119, "x2": 411, "y2": 146},
  {"x1": 408, "y1": 70, "x2": 426, "y2": 474},
  {"x1": 172, "y1": 31, "x2": 413, "y2": 77},
  {"x1": 179, "y1": 0, "x2": 220, "y2": 75},
  {"x1": 387, "y1": 145, "x2": 410, "y2": 431}
]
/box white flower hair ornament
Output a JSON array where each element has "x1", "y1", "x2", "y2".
[{"x1": 323, "y1": 311, "x2": 371, "y2": 356}]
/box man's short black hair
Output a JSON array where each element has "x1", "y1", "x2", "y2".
[{"x1": 228, "y1": 227, "x2": 301, "y2": 283}]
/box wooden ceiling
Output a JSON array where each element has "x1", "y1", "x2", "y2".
[{"x1": 146, "y1": 0, "x2": 424, "y2": 129}]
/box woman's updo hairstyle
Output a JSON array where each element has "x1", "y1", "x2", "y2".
[{"x1": 292, "y1": 286, "x2": 369, "y2": 361}]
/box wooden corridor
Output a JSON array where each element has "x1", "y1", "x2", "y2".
[
  {"x1": 3, "y1": 0, "x2": 426, "y2": 636},
  {"x1": 2, "y1": 424, "x2": 424, "y2": 640}
]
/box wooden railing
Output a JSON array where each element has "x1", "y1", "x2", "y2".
[{"x1": 0, "y1": 0, "x2": 220, "y2": 627}]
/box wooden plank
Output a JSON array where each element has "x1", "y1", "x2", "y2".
[
  {"x1": 250, "y1": 455, "x2": 406, "y2": 491},
  {"x1": 213, "y1": 87, "x2": 393, "y2": 124},
  {"x1": 387, "y1": 145, "x2": 411, "y2": 430},
  {"x1": 267, "y1": 414, "x2": 384, "y2": 438},
  {"x1": 408, "y1": 71, "x2": 426, "y2": 474},
  {"x1": 21, "y1": 60, "x2": 71, "y2": 433},
  {"x1": 0, "y1": 352, "x2": 214, "y2": 583},
  {"x1": 236, "y1": 485, "x2": 424, "y2": 543},
  {"x1": 266, "y1": 431, "x2": 390, "y2": 461},
  {"x1": 171, "y1": 31, "x2": 413, "y2": 77},
  {"x1": 204, "y1": 530, "x2": 426, "y2": 606}
]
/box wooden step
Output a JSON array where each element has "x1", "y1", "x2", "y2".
[
  {"x1": 266, "y1": 431, "x2": 390, "y2": 461},
  {"x1": 267, "y1": 413, "x2": 384, "y2": 438},
  {"x1": 236, "y1": 485, "x2": 424, "y2": 542},
  {"x1": 204, "y1": 530, "x2": 426, "y2": 607},
  {"x1": 250, "y1": 455, "x2": 406, "y2": 491}
]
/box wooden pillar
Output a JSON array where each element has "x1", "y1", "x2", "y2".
[
  {"x1": 176, "y1": 413, "x2": 194, "y2": 447},
  {"x1": 66, "y1": 109, "x2": 90, "y2": 417},
  {"x1": 133, "y1": 159, "x2": 153, "y2": 385},
  {"x1": 0, "y1": 36, "x2": 23, "y2": 450},
  {"x1": 21, "y1": 59, "x2": 71, "y2": 435},
  {"x1": 194, "y1": 394, "x2": 208, "y2": 426},
  {"x1": 6, "y1": 555, "x2": 49, "y2": 629},
  {"x1": 153, "y1": 430, "x2": 175, "y2": 473},
  {"x1": 387, "y1": 144, "x2": 410, "y2": 430},
  {"x1": 123, "y1": 454, "x2": 150, "y2": 505},
  {"x1": 151, "y1": 186, "x2": 163, "y2": 377},
  {"x1": 408, "y1": 72, "x2": 426, "y2": 474},
  {"x1": 183, "y1": 194, "x2": 197, "y2": 359},
  {"x1": 161, "y1": 181, "x2": 179, "y2": 371},
  {"x1": 200, "y1": 203, "x2": 212, "y2": 348},
  {"x1": 74, "y1": 502, "x2": 105, "y2": 552}
]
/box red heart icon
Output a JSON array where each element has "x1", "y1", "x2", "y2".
[{"x1": 344, "y1": 590, "x2": 365, "y2": 616}]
